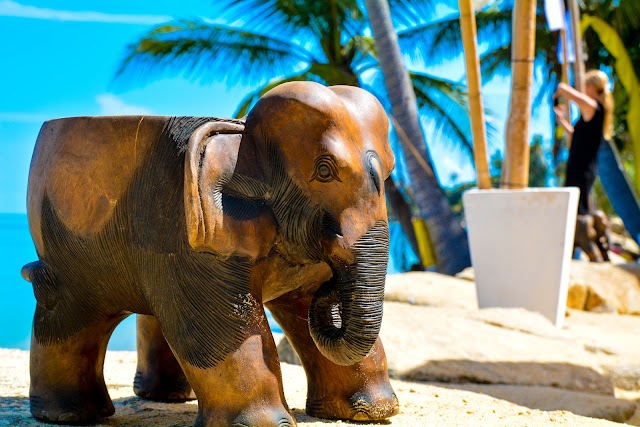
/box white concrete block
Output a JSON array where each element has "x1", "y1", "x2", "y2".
[{"x1": 462, "y1": 188, "x2": 580, "y2": 327}]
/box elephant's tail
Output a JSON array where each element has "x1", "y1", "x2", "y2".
[
  {"x1": 22, "y1": 260, "x2": 61, "y2": 311},
  {"x1": 21, "y1": 261, "x2": 41, "y2": 283}
]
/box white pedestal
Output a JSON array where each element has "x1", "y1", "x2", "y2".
[{"x1": 462, "y1": 188, "x2": 579, "y2": 327}]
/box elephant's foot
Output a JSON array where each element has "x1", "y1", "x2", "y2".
[
  {"x1": 306, "y1": 379, "x2": 398, "y2": 421},
  {"x1": 133, "y1": 369, "x2": 195, "y2": 402},
  {"x1": 134, "y1": 314, "x2": 195, "y2": 402},
  {"x1": 29, "y1": 309, "x2": 125, "y2": 424},
  {"x1": 30, "y1": 387, "x2": 115, "y2": 424},
  {"x1": 267, "y1": 296, "x2": 399, "y2": 422},
  {"x1": 196, "y1": 408, "x2": 295, "y2": 427},
  {"x1": 162, "y1": 312, "x2": 295, "y2": 427}
]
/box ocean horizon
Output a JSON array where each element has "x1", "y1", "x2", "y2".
[{"x1": 0, "y1": 214, "x2": 412, "y2": 350}]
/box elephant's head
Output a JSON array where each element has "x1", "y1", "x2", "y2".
[{"x1": 184, "y1": 81, "x2": 395, "y2": 365}]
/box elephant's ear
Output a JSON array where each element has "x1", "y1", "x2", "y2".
[{"x1": 184, "y1": 121, "x2": 245, "y2": 254}]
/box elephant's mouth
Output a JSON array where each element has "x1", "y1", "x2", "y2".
[{"x1": 308, "y1": 222, "x2": 389, "y2": 366}]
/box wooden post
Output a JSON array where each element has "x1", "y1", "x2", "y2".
[
  {"x1": 568, "y1": 0, "x2": 585, "y2": 92},
  {"x1": 559, "y1": 28, "x2": 571, "y2": 123},
  {"x1": 459, "y1": 0, "x2": 491, "y2": 190},
  {"x1": 501, "y1": 0, "x2": 537, "y2": 189}
]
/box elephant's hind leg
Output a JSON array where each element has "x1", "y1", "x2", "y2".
[
  {"x1": 30, "y1": 310, "x2": 127, "y2": 423},
  {"x1": 134, "y1": 314, "x2": 195, "y2": 401},
  {"x1": 28, "y1": 263, "x2": 126, "y2": 423},
  {"x1": 267, "y1": 293, "x2": 399, "y2": 422}
]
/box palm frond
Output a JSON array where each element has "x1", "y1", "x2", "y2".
[
  {"x1": 397, "y1": 8, "x2": 511, "y2": 67},
  {"x1": 116, "y1": 20, "x2": 314, "y2": 88},
  {"x1": 344, "y1": 35, "x2": 377, "y2": 71},
  {"x1": 222, "y1": 0, "x2": 366, "y2": 52},
  {"x1": 410, "y1": 72, "x2": 473, "y2": 157},
  {"x1": 479, "y1": 44, "x2": 511, "y2": 81},
  {"x1": 616, "y1": 0, "x2": 640, "y2": 36},
  {"x1": 233, "y1": 71, "x2": 315, "y2": 118},
  {"x1": 387, "y1": 0, "x2": 458, "y2": 29}
]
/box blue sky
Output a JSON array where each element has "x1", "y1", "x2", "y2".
[{"x1": 0, "y1": 0, "x2": 553, "y2": 213}]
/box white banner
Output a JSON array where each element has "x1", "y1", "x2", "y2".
[
  {"x1": 544, "y1": 0, "x2": 566, "y2": 31},
  {"x1": 558, "y1": 11, "x2": 575, "y2": 63}
]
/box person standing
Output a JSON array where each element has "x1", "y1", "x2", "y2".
[{"x1": 553, "y1": 70, "x2": 614, "y2": 214}]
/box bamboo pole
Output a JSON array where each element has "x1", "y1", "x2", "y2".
[
  {"x1": 501, "y1": 0, "x2": 537, "y2": 189},
  {"x1": 568, "y1": 0, "x2": 585, "y2": 92},
  {"x1": 559, "y1": 28, "x2": 571, "y2": 123},
  {"x1": 459, "y1": 0, "x2": 491, "y2": 190}
]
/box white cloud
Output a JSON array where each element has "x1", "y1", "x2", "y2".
[
  {"x1": 96, "y1": 94, "x2": 153, "y2": 115},
  {"x1": 0, "y1": 112, "x2": 49, "y2": 122},
  {"x1": 0, "y1": 1, "x2": 172, "y2": 25}
]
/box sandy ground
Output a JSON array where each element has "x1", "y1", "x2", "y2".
[{"x1": 0, "y1": 348, "x2": 625, "y2": 427}]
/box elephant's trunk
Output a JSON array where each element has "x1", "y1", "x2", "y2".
[{"x1": 309, "y1": 221, "x2": 389, "y2": 366}]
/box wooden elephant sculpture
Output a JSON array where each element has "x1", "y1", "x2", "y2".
[
  {"x1": 21, "y1": 82, "x2": 399, "y2": 426},
  {"x1": 574, "y1": 211, "x2": 610, "y2": 262}
]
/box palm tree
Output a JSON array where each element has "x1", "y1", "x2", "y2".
[
  {"x1": 394, "y1": 0, "x2": 561, "y2": 105},
  {"x1": 117, "y1": 0, "x2": 474, "y2": 274},
  {"x1": 366, "y1": 0, "x2": 470, "y2": 274}
]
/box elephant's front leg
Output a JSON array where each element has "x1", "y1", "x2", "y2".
[
  {"x1": 267, "y1": 292, "x2": 398, "y2": 421},
  {"x1": 134, "y1": 314, "x2": 195, "y2": 401},
  {"x1": 159, "y1": 304, "x2": 294, "y2": 427}
]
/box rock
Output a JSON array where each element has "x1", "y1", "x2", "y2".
[
  {"x1": 458, "y1": 261, "x2": 640, "y2": 314},
  {"x1": 456, "y1": 267, "x2": 475, "y2": 282},
  {"x1": 385, "y1": 272, "x2": 477, "y2": 309},
  {"x1": 380, "y1": 302, "x2": 614, "y2": 395},
  {"x1": 276, "y1": 335, "x2": 301, "y2": 366},
  {"x1": 563, "y1": 309, "x2": 640, "y2": 391},
  {"x1": 567, "y1": 261, "x2": 640, "y2": 314},
  {"x1": 435, "y1": 383, "x2": 636, "y2": 423}
]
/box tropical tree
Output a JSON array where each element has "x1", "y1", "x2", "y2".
[
  {"x1": 394, "y1": 0, "x2": 561, "y2": 105},
  {"x1": 117, "y1": 0, "x2": 475, "y2": 274},
  {"x1": 365, "y1": 0, "x2": 470, "y2": 274},
  {"x1": 580, "y1": 1, "x2": 640, "y2": 188}
]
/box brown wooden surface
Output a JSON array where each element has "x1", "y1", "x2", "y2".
[
  {"x1": 24, "y1": 82, "x2": 397, "y2": 427},
  {"x1": 459, "y1": 0, "x2": 491, "y2": 189},
  {"x1": 502, "y1": 0, "x2": 537, "y2": 188}
]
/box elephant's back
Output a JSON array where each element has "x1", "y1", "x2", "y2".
[{"x1": 27, "y1": 115, "x2": 170, "y2": 250}]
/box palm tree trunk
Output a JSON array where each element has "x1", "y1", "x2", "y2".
[
  {"x1": 384, "y1": 178, "x2": 423, "y2": 270},
  {"x1": 365, "y1": 0, "x2": 471, "y2": 275},
  {"x1": 501, "y1": 0, "x2": 537, "y2": 189},
  {"x1": 459, "y1": 0, "x2": 491, "y2": 189}
]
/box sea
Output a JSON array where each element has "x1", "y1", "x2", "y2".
[{"x1": 0, "y1": 214, "x2": 413, "y2": 350}]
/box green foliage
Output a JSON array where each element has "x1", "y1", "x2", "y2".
[
  {"x1": 117, "y1": 0, "x2": 484, "y2": 162},
  {"x1": 581, "y1": 9, "x2": 640, "y2": 191}
]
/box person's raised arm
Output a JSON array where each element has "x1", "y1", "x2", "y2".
[
  {"x1": 553, "y1": 104, "x2": 574, "y2": 136},
  {"x1": 554, "y1": 82, "x2": 598, "y2": 121}
]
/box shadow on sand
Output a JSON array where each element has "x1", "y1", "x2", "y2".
[
  {"x1": 400, "y1": 359, "x2": 634, "y2": 422},
  {"x1": 0, "y1": 396, "x2": 392, "y2": 426}
]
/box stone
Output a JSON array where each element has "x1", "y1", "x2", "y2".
[
  {"x1": 567, "y1": 261, "x2": 640, "y2": 314},
  {"x1": 435, "y1": 383, "x2": 636, "y2": 423},
  {"x1": 276, "y1": 334, "x2": 302, "y2": 366},
  {"x1": 385, "y1": 271, "x2": 478, "y2": 309},
  {"x1": 459, "y1": 261, "x2": 640, "y2": 314},
  {"x1": 380, "y1": 302, "x2": 613, "y2": 395},
  {"x1": 564, "y1": 309, "x2": 640, "y2": 391}
]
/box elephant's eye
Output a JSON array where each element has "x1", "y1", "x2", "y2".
[{"x1": 310, "y1": 154, "x2": 342, "y2": 183}]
